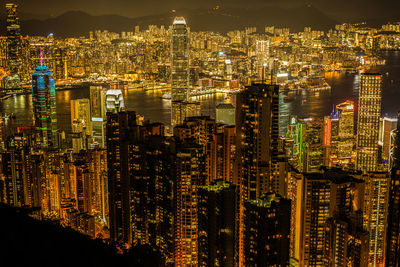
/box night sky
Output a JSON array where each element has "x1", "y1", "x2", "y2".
[{"x1": 13, "y1": 0, "x2": 400, "y2": 21}]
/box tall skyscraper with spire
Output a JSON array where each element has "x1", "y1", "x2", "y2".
[
  {"x1": 31, "y1": 54, "x2": 58, "y2": 149},
  {"x1": 171, "y1": 17, "x2": 189, "y2": 104},
  {"x1": 170, "y1": 17, "x2": 199, "y2": 129},
  {"x1": 356, "y1": 73, "x2": 382, "y2": 173}
]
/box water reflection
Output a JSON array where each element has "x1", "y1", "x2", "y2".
[{"x1": 1, "y1": 51, "x2": 399, "y2": 135}]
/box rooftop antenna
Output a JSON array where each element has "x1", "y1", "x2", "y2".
[{"x1": 40, "y1": 48, "x2": 44, "y2": 66}]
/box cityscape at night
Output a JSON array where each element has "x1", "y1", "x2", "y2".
[{"x1": 2, "y1": 0, "x2": 400, "y2": 266}]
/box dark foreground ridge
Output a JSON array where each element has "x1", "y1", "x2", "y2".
[{"x1": 0, "y1": 204, "x2": 163, "y2": 267}]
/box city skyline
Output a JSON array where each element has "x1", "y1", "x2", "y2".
[{"x1": 1, "y1": 1, "x2": 400, "y2": 267}]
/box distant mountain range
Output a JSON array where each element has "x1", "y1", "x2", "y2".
[{"x1": 0, "y1": 5, "x2": 341, "y2": 37}]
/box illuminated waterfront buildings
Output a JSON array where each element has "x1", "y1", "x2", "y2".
[
  {"x1": 356, "y1": 73, "x2": 382, "y2": 173},
  {"x1": 31, "y1": 64, "x2": 58, "y2": 150}
]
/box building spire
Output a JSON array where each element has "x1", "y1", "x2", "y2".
[{"x1": 40, "y1": 48, "x2": 44, "y2": 66}]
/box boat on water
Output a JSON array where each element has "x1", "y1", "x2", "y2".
[
  {"x1": 302, "y1": 76, "x2": 331, "y2": 91},
  {"x1": 161, "y1": 92, "x2": 171, "y2": 99},
  {"x1": 283, "y1": 95, "x2": 294, "y2": 103}
]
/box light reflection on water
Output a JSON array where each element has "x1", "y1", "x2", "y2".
[{"x1": 1, "y1": 51, "x2": 399, "y2": 136}]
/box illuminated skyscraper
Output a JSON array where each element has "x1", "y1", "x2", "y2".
[
  {"x1": 379, "y1": 117, "x2": 397, "y2": 162},
  {"x1": 210, "y1": 125, "x2": 236, "y2": 183},
  {"x1": 336, "y1": 101, "x2": 355, "y2": 166},
  {"x1": 173, "y1": 141, "x2": 203, "y2": 267},
  {"x1": 70, "y1": 99, "x2": 92, "y2": 137},
  {"x1": 107, "y1": 111, "x2": 137, "y2": 244},
  {"x1": 174, "y1": 116, "x2": 216, "y2": 185},
  {"x1": 386, "y1": 111, "x2": 400, "y2": 267},
  {"x1": 171, "y1": 17, "x2": 189, "y2": 104},
  {"x1": 3, "y1": 3, "x2": 21, "y2": 88},
  {"x1": 235, "y1": 83, "x2": 279, "y2": 266},
  {"x1": 323, "y1": 101, "x2": 355, "y2": 168},
  {"x1": 90, "y1": 86, "x2": 106, "y2": 120},
  {"x1": 90, "y1": 86, "x2": 106, "y2": 148},
  {"x1": 294, "y1": 168, "x2": 365, "y2": 266},
  {"x1": 302, "y1": 118, "x2": 324, "y2": 172},
  {"x1": 362, "y1": 172, "x2": 389, "y2": 267},
  {"x1": 171, "y1": 17, "x2": 192, "y2": 128},
  {"x1": 356, "y1": 73, "x2": 382, "y2": 173},
  {"x1": 31, "y1": 64, "x2": 58, "y2": 149},
  {"x1": 198, "y1": 180, "x2": 239, "y2": 267},
  {"x1": 286, "y1": 116, "x2": 304, "y2": 171},
  {"x1": 255, "y1": 39, "x2": 269, "y2": 80},
  {"x1": 53, "y1": 47, "x2": 68, "y2": 80},
  {"x1": 244, "y1": 193, "x2": 290, "y2": 266},
  {"x1": 235, "y1": 83, "x2": 279, "y2": 200}
]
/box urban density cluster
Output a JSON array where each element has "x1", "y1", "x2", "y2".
[{"x1": 2, "y1": 2, "x2": 400, "y2": 267}]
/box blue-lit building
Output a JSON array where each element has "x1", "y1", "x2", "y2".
[{"x1": 31, "y1": 65, "x2": 58, "y2": 149}]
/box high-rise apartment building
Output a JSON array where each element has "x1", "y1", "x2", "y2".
[
  {"x1": 106, "y1": 111, "x2": 137, "y2": 244},
  {"x1": 243, "y1": 193, "x2": 290, "y2": 266},
  {"x1": 31, "y1": 65, "x2": 58, "y2": 150},
  {"x1": 363, "y1": 172, "x2": 389, "y2": 267},
  {"x1": 129, "y1": 130, "x2": 173, "y2": 263},
  {"x1": 198, "y1": 180, "x2": 239, "y2": 267},
  {"x1": 173, "y1": 141, "x2": 203, "y2": 267},
  {"x1": 235, "y1": 83, "x2": 279, "y2": 200},
  {"x1": 379, "y1": 117, "x2": 397, "y2": 162},
  {"x1": 294, "y1": 168, "x2": 366, "y2": 266},
  {"x1": 356, "y1": 73, "x2": 382, "y2": 173},
  {"x1": 210, "y1": 125, "x2": 236, "y2": 183},
  {"x1": 90, "y1": 86, "x2": 106, "y2": 148},
  {"x1": 386, "y1": 111, "x2": 400, "y2": 267},
  {"x1": 174, "y1": 116, "x2": 216, "y2": 185},
  {"x1": 106, "y1": 111, "x2": 172, "y2": 259},
  {"x1": 337, "y1": 101, "x2": 355, "y2": 166}
]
